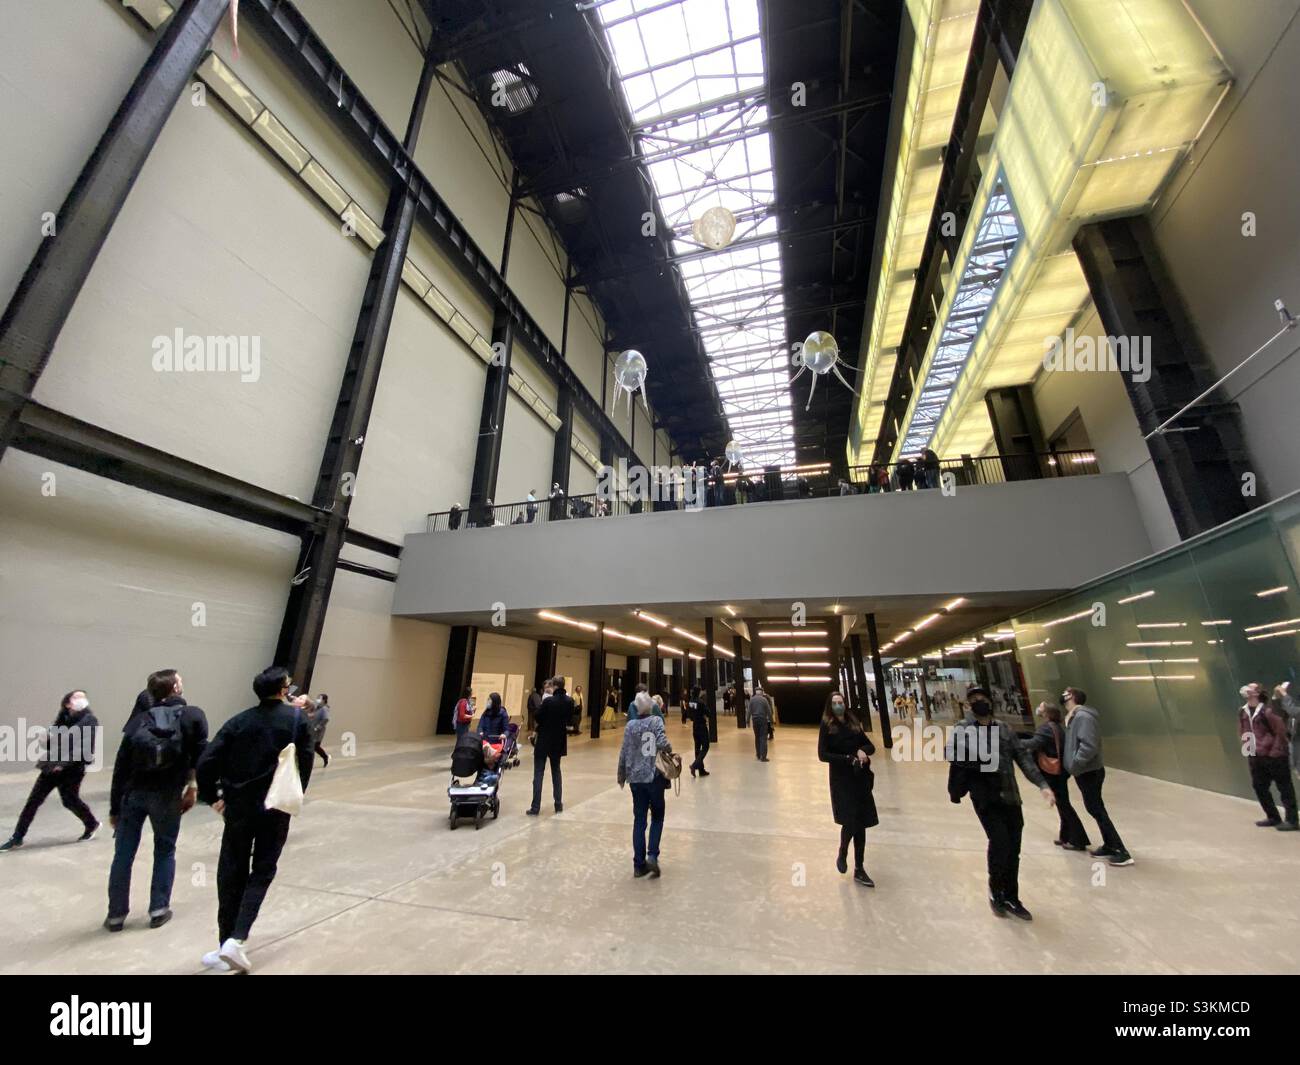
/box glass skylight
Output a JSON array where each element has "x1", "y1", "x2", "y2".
[
  {"x1": 594, "y1": 0, "x2": 795, "y2": 468},
  {"x1": 898, "y1": 178, "x2": 1022, "y2": 456}
]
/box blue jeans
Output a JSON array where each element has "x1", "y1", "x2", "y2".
[
  {"x1": 107, "y1": 788, "x2": 182, "y2": 918},
  {"x1": 630, "y1": 781, "x2": 665, "y2": 869}
]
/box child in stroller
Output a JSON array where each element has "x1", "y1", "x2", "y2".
[{"x1": 447, "y1": 722, "x2": 519, "y2": 830}]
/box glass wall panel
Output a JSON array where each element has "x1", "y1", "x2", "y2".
[{"x1": 1011, "y1": 497, "x2": 1300, "y2": 800}]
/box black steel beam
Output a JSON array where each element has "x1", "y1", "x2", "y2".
[
  {"x1": 0, "y1": 0, "x2": 230, "y2": 459},
  {"x1": 9, "y1": 401, "x2": 400, "y2": 556},
  {"x1": 274, "y1": 41, "x2": 440, "y2": 687},
  {"x1": 241, "y1": 0, "x2": 655, "y2": 473},
  {"x1": 589, "y1": 622, "x2": 605, "y2": 739},
  {"x1": 864, "y1": 615, "x2": 892, "y2": 748},
  {"x1": 849, "y1": 633, "x2": 873, "y2": 735},
  {"x1": 704, "y1": 616, "x2": 718, "y2": 743},
  {"x1": 1073, "y1": 216, "x2": 1263, "y2": 537},
  {"x1": 437, "y1": 626, "x2": 477, "y2": 735}
]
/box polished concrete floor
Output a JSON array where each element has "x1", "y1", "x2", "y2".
[{"x1": 1, "y1": 715, "x2": 1297, "y2": 974}]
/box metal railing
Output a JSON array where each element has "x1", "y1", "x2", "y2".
[{"x1": 425, "y1": 450, "x2": 1099, "y2": 531}]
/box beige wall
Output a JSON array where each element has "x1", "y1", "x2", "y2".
[{"x1": 0, "y1": 0, "x2": 654, "y2": 758}]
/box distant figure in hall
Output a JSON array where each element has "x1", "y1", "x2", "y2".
[
  {"x1": 689, "y1": 692, "x2": 711, "y2": 778},
  {"x1": 749, "y1": 686, "x2": 772, "y2": 762},
  {"x1": 307, "y1": 694, "x2": 331, "y2": 768},
  {"x1": 528, "y1": 677, "x2": 572, "y2": 816}
]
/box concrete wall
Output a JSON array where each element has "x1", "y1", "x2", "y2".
[
  {"x1": 1033, "y1": 306, "x2": 1182, "y2": 552},
  {"x1": 0, "y1": 0, "x2": 644, "y2": 759},
  {"x1": 394, "y1": 474, "x2": 1154, "y2": 618}
]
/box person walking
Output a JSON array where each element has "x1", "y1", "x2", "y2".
[
  {"x1": 1062, "y1": 687, "x2": 1134, "y2": 866},
  {"x1": 819, "y1": 691, "x2": 877, "y2": 886},
  {"x1": 1238, "y1": 682, "x2": 1298, "y2": 831},
  {"x1": 947, "y1": 686, "x2": 1054, "y2": 920},
  {"x1": 307, "y1": 694, "x2": 331, "y2": 768},
  {"x1": 528, "y1": 677, "x2": 571, "y2": 816},
  {"x1": 104, "y1": 670, "x2": 208, "y2": 930},
  {"x1": 195, "y1": 665, "x2": 314, "y2": 973},
  {"x1": 2, "y1": 690, "x2": 101, "y2": 851},
  {"x1": 1024, "y1": 701, "x2": 1089, "y2": 850},
  {"x1": 749, "y1": 686, "x2": 772, "y2": 761},
  {"x1": 689, "y1": 692, "x2": 711, "y2": 778},
  {"x1": 617, "y1": 691, "x2": 672, "y2": 878},
  {"x1": 571, "y1": 684, "x2": 585, "y2": 735},
  {"x1": 453, "y1": 688, "x2": 474, "y2": 744}
]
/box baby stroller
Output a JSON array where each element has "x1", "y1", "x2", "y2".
[{"x1": 447, "y1": 724, "x2": 519, "y2": 830}]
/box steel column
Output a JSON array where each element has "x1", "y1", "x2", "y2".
[
  {"x1": 704, "y1": 617, "x2": 718, "y2": 743},
  {"x1": 850, "y1": 634, "x2": 873, "y2": 734},
  {"x1": 864, "y1": 616, "x2": 892, "y2": 748},
  {"x1": 589, "y1": 623, "x2": 605, "y2": 739},
  {"x1": 275, "y1": 43, "x2": 439, "y2": 688},
  {"x1": 436, "y1": 625, "x2": 477, "y2": 735},
  {"x1": 0, "y1": 0, "x2": 231, "y2": 458}
]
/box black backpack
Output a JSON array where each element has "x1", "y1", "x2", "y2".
[{"x1": 128, "y1": 706, "x2": 185, "y2": 774}]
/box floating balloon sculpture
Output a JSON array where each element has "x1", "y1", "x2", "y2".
[
  {"x1": 610, "y1": 349, "x2": 650, "y2": 417},
  {"x1": 791, "y1": 330, "x2": 860, "y2": 410},
  {"x1": 692, "y1": 206, "x2": 737, "y2": 251},
  {"x1": 724, "y1": 439, "x2": 744, "y2": 470}
]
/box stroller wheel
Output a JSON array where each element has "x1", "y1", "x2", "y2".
[
  {"x1": 449, "y1": 812, "x2": 457, "y2": 830},
  {"x1": 474, "y1": 807, "x2": 485, "y2": 830}
]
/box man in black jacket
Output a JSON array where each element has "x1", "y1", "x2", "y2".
[
  {"x1": 195, "y1": 665, "x2": 314, "y2": 973},
  {"x1": 946, "y1": 686, "x2": 1054, "y2": 921},
  {"x1": 528, "y1": 677, "x2": 572, "y2": 816},
  {"x1": 105, "y1": 669, "x2": 208, "y2": 931}
]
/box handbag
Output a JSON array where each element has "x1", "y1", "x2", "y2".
[
  {"x1": 264, "y1": 708, "x2": 305, "y2": 816},
  {"x1": 655, "y1": 748, "x2": 683, "y2": 794},
  {"x1": 1036, "y1": 722, "x2": 1063, "y2": 776}
]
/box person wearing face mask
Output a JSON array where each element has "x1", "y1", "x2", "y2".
[
  {"x1": 1, "y1": 690, "x2": 101, "y2": 851},
  {"x1": 947, "y1": 686, "x2": 1054, "y2": 920},
  {"x1": 1024, "y1": 702, "x2": 1089, "y2": 851},
  {"x1": 818, "y1": 691, "x2": 877, "y2": 886},
  {"x1": 453, "y1": 687, "x2": 475, "y2": 744},
  {"x1": 1238, "y1": 682, "x2": 1297, "y2": 831}
]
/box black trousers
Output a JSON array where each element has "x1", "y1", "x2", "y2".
[
  {"x1": 1074, "y1": 768, "x2": 1126, "y2": 851},
  {"x1": 217, "y1": 805, "x2": 291, "y2": 944},
  {"x1": 838, "y1": 825, "x2": 865, "y2": 869},
  {"x1": 691, "y1": 735, "x2": 709, "y2": 771},
  {"x1": 13, "y1": 767, "x2": 96, "y2": 839},
  {"x1": 973, "y1": 801, "x2": 1024, "y2": 902},
  {"x1": 1045, "y1": 771, "x2": 1089, "y2": 846},
  {"x1": 531, "y1": 750, "x2": 563, "y2": 810},
  {"x1": 1249, "y1": 756, "x2": 1298, "y2": 823}
]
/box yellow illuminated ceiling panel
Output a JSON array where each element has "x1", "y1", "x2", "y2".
[
  {"x1": 848, "y1": 0, "x2": 978, "y2": 466},
  {"x1": 894, "y1": 0, "x2": 1231, "y2": 461}
]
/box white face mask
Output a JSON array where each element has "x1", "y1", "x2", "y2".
[{"x1": 69, "y1": 696, "x2": 89, "y2": 712}]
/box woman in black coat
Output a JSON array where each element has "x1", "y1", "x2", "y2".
[
  {"x1": 1023, "y1": 701, "x2": 1089, "y2": 849},
  {"x1": 689, "y1": 695, "x2": 711, "y2": 778},
  {"x1": 818, "y1": 691, "x2": 877, "y2": 886}
]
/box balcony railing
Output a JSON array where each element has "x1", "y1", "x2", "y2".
[{"x1": 425, "y1": 450, "x2": 1099, "y2": 532}]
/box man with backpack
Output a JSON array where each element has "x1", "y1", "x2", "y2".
[{"x1": 105, "y1": 669, "x2": 208, "y2": 932}]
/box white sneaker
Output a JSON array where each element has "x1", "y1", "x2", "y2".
[
  {"x1": 218, "y1": 937, "x2": 251, "y2": 973},
  {"x1": 201, "y1": 950, "x2": 232, "y2": 972}
]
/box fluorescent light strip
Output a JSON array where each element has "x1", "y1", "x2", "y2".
[
  {"x1": 1243, "y1": 617, "x2": 1300, "y2": 633},
  {"x1": 1118, "y1": 591, "x2": 1155, "y2": 604},
  {"x1": 761, "y1": 646, "x2": 826, "y2": 654},
  {"x1": 759, "y1": 630, "x2": 827, "y2": 638},
  {"x1": 1136, "y1": 622, "x2": 1186, "y2": 629},
  {"x1": 671, "y1": 627, "x2": 708, "y2": 647},
  {"x1": 1043, "y1": 609, "x2": 1092, "y2": 628},
  {"x1": 1126, "y1": 640, "x2": 1193, "y2": 647},
  {"x1": 765, "y1": 661, "x2": 831, "y2": 668},
  {"x1": 984, "y1": 649, "x2": 1014, "y2": 658},
  {"x1": 1111, "y1": 675, "x2": 1197, "y2": 681},
  {"x1": 1200, "y1": 620, "x2": 1232, "y2": 626},
  {"x1": 1247, "y1": 628, "x2": 1299, "y2": 641},
  {"x1": 943, "y1": 598, "x2": 967, "y2": 611},
  {"x1": 1256, "y1": 586, "x2": 1289, "y2": 598},
  {"x1": 634, "y1": 610, "x2": 670, "y2": 628},
  {"x1": 766, "y1": 676, "x2": 833, "y2": 683}
]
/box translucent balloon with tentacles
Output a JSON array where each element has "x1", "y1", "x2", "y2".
[
  {"x1": 610, "y1": 349, "x2": 650, "y2": 417},
  {"x1": 790, "y1": 330, "x2": 860, "y2": 411},
  {"x1": 724, "y1": 439, "x2": 744, "y2": 471}
]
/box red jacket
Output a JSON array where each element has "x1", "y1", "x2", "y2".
[{"x1": 1239, "y1": 703, "x2": 1289, "y2": 759}]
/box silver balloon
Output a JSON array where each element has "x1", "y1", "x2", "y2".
[
  {"x1": 610, "y1": 348, "x2": 650, "y2": 417},
  {"x1": 724, "y1": 439, "x2": 743, "y2": 470},
  {"x1": 791, "y1": 329, "x2": 860, "y2": 410},
  {"x1": 693, "y1": 206, "x2": 736, "y2": 251}
]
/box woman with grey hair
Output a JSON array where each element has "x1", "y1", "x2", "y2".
[{"x1": 617, "y1": 691, "x2": 672, "y2": 878}]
